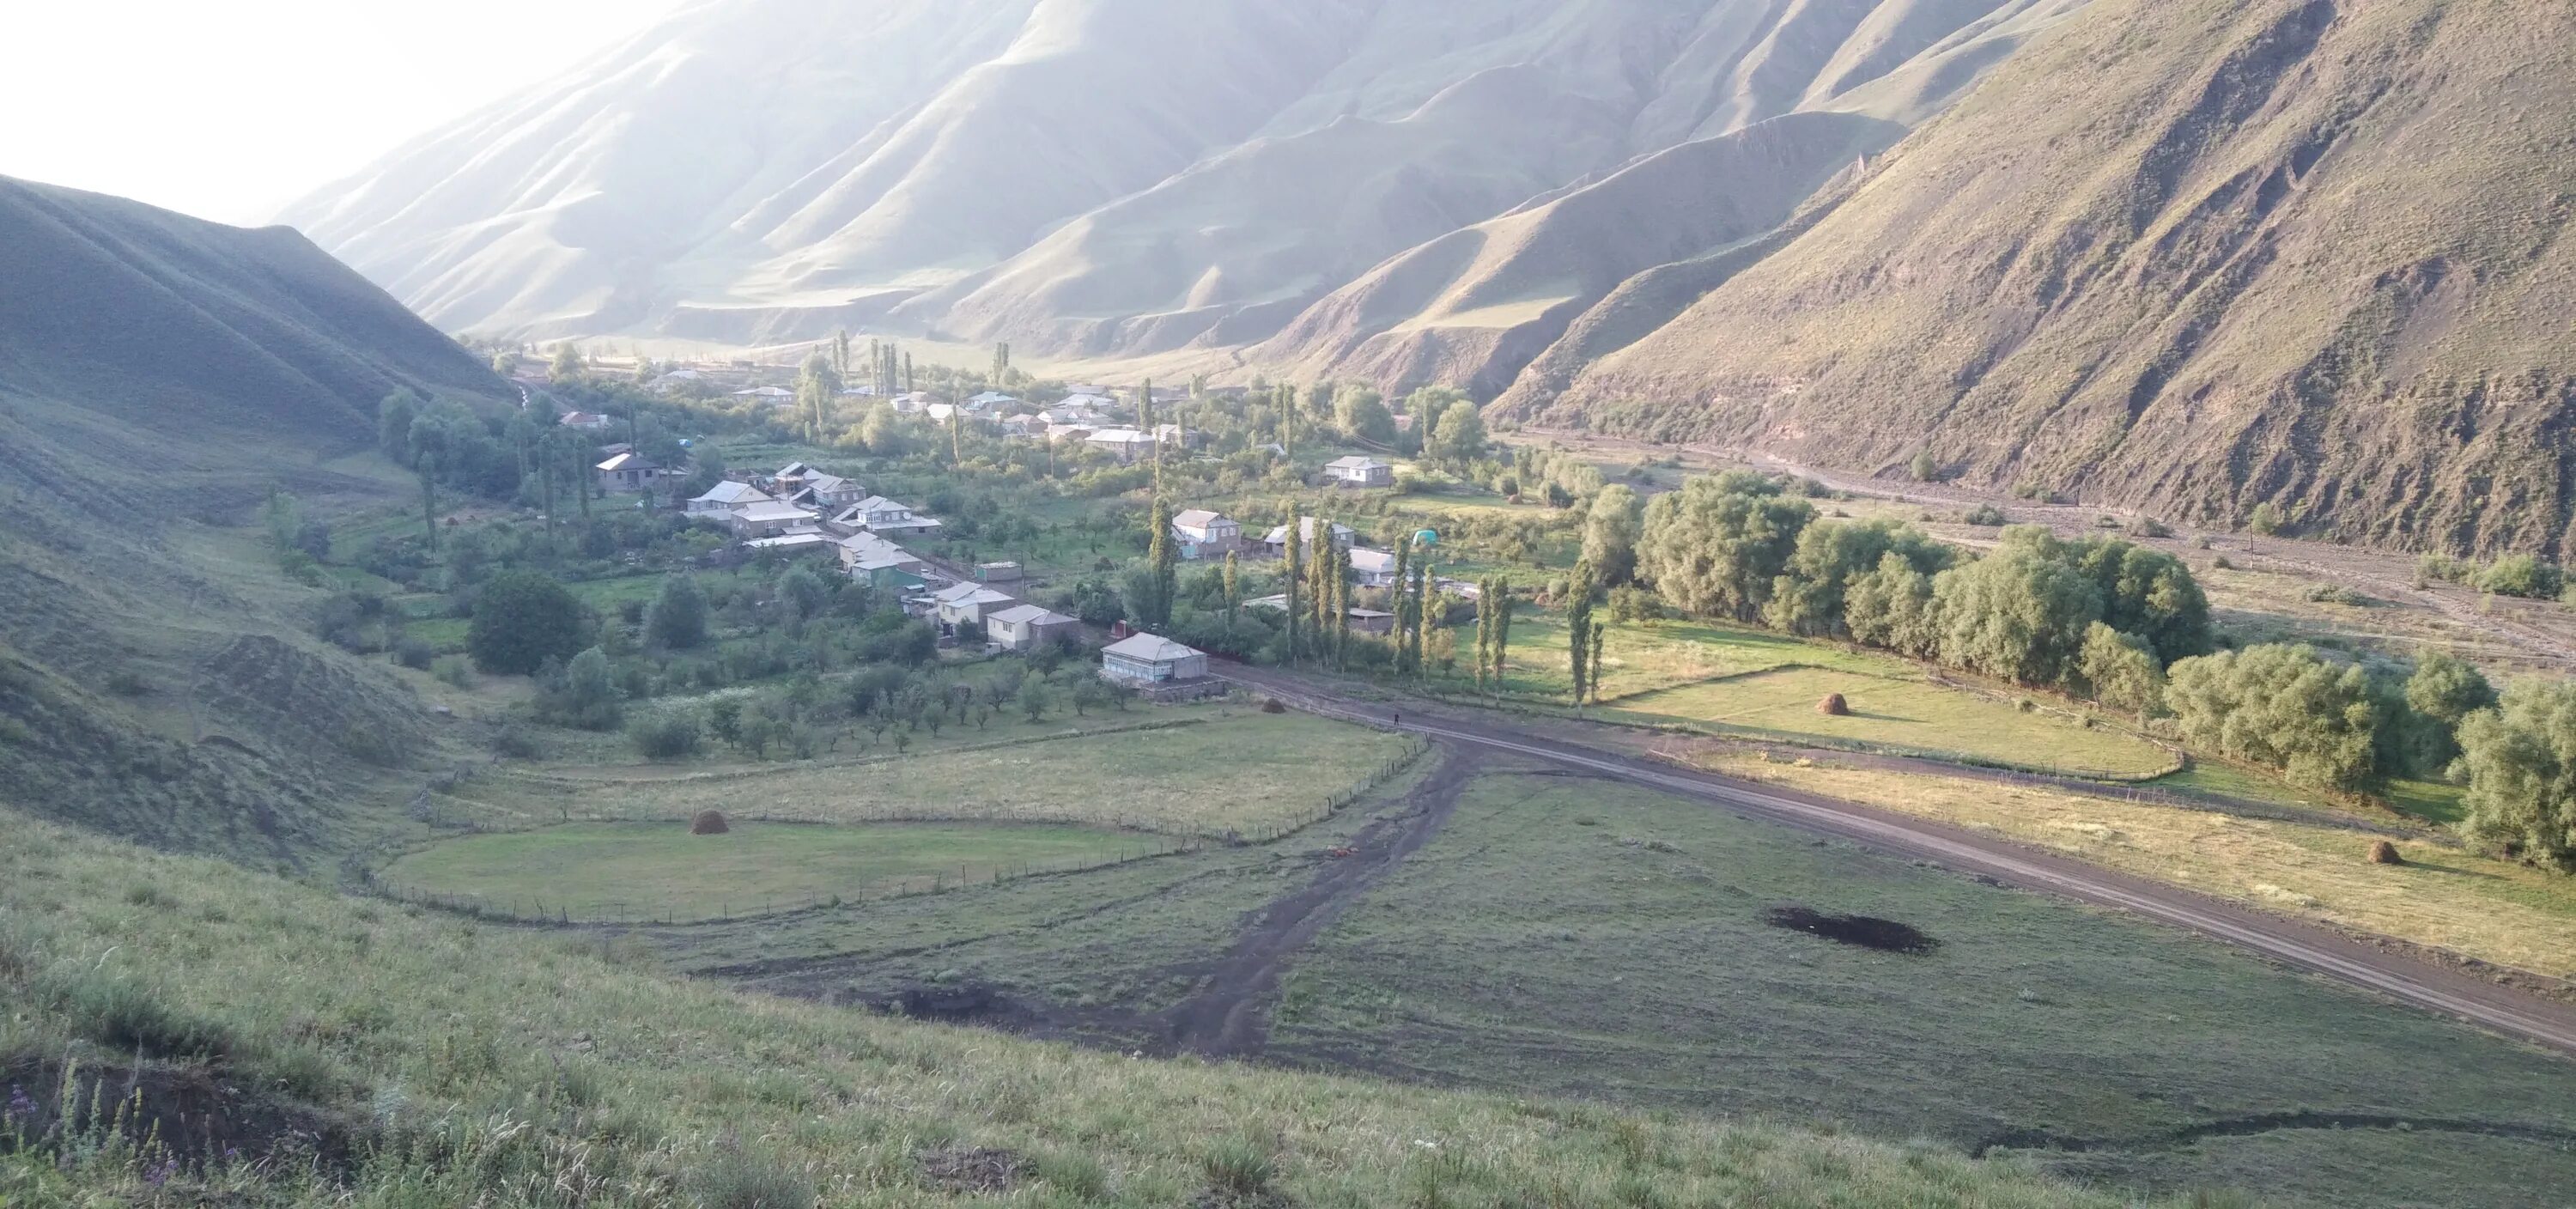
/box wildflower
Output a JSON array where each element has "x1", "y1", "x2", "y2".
[
  {"x1": 3, "y1": 1084, "x2": 31, "y2": 1124},
  {"x1": 145, "y1": 1156, "x2": 179, "y2": 1188}
]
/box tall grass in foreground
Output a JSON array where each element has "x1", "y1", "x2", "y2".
[{"x1": 0, "y1": 815, "x2": 2211, "y2": 1206}]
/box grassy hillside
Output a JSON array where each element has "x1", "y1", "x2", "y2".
[
  {"x1": 0, "y1": 811, "x2": 2199, "y2": 1207},
  {"x1": 0, "y1": 177, "x2": 508, "y2": 863},
  {"x1": 1520, "y1": 0, "x2": 2576, "y2": 556}
]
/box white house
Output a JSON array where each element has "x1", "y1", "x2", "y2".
[
  {"x1": 1324, "y1": 455, "x2": 1394, "y2": 488},
  {"x1": 1101, "y1": 633, "x2": 1208, "y2": 684},
  {"x1": 727, "y1": 501, "x2": 819, "y2": 538},
  {"x1": 838, "y1": 533, "x2": 927, "y2": 586},
  {"x1": 1261, "y1": 517, "x2": 1357, "y2": 556},
  {"x1": 1171, "y1": 509, "x2": 1241, "y2": 560},
  {"x1": 1046, "y1": 422, "x2": 1097, "y2": 444},
  {"x1": 732, "y1": 386, "x2": 794, "y2": 404},
  {"x1": 1084, "y1": 428, "x2": 1157, "y2": 463},
  {"x1": 773, "y1": 463, "x2": 865, "y2": 510},
  {"x1": 647, "y1": 369, "x2": 703, "y2": 393},
  {"x1": 594, "y1": 452, "x2": 672, "y2": 494},
  {"x1": 687, "y1": 480, "x2": 776, "y2": 515},
  {"x1": 890, "y1": 392, "x2": 935, "y2": 414},
  {"x1": 986, "y1": 604, "x2": 1078, "y2": 652},
  {"x1": 968, "y1": 391, "x2": 1018, "y2": 410},
  {"x1": 836, "y1": 496, "x2": 944, "y2": 535},
  {"x1": 1346, "y1": 547, "x2": 1400, "y2": 587},
  {"x1": 559, "y1": 410, "x2": 614, "y2": 431},
  {"x1": 933, "y1": 583, "x2": 1018, "y2": 630}
]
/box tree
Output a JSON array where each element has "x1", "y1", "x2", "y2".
[
  {"x1": 646, "y1": 574, "x2": 710, "y2": 651},
  {"x1": 1582, "y1": 484, "x2": 1643, "y2": 586},
  {"x1": 2166, "y1": 644, "x2": 2378, "y2": 792},
  {"x1": 2456, "y1": 678, "x2": 2576, "y2": 871},
  {"x1": 1018, "y1": 678, "x2": 1055, "y2": 723},
  {"x1": 1566, "y1": 562, "x2": 1596, "y2": 705},
  {"x1": 1637, "y1": 477, "x2": 1816, "y2": 621},
  {"x1": 2391, "y1": 651, "x2": 2498, "y2": 775},
  {"x1": 1426, "y1": 400, "x2": 1486, "y2": 467},
  {"x1": 1588, "y1": 621, "x2": 1606, "y2": 704},
  {"x1": 2247, "y1": 501, "x2": 2285, "y2": 535},
  {"x1": 1334, "y1": 386, "x2": 1394, "y2": 444},
  {"x1": 467, "y1": 572, "x2": 586, "y2": 675},
  {"x1": 2079, "y1": 623, "x2": 2165, "y2": 719},
  {"x1": 1283, "y1": 507, "x2": 1303, "y2": 662},
  {"x1": 1765, "y1": 519, "x2": 1947, "y2": 637},
  {"x1": 681, "y1": 444, "x2": 729, "y2": 499},
  {"x1": 1140, "y1": 496, "x2": 1178, "y2": 629},
  {"x1": 555, "y1": 646, "x2": 623, "y2": 730},
  {"x1": 1932, "y1": 544, "x2": 2103, "y2": 687},
  {"x1": 797, "y1": 353, "x2": 842, "y2": 439},
  {"x1": 1491, "y1": 580, "x2": 1515, "y2": 682},
  {"x1": 2072, "y1": 538, "x2": 2212, "y2": 663},
  {"x1": 549, "y1": 343, "x2": 585, "y2": 383},
  {"x1": 1843, "y1": 552, "x2": 1941, "y2": 658},
  {"x1": 1223, "y1": 550, "x2": 1242, "y2": 622},
  {"x1": 1910, "y1": 448, "x2": 1939, "y2": 482}
]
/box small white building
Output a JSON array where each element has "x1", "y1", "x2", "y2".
[
  {"x1": 1261, "y1": 517, "x2": 1357, "y2": 556},
  {"x1": 728, "y1": 500, "x2": 819, "y2": 538},
  {"x1": 837, "y1": 496, "x2": 944, "y2": 535},
  {"x1": 1084, "y1": 428, "x2": 1157, "y2": 463},
  {"x1": 969, "y1": 391, "x2": 1019, "y2": 410},
  {"x1": 1324, "y1": 455, "x2": 1394, "y2": 488},
  {"x1": 687, "y1": 480, "x2": 776, "y2": 515},
  {"x1": 1347, "y1": 548, "x2": 1404, "y2": 587},
  {"x1": 732, "y1": 386, "x2": 794, "y2": 404},
  {"x1": 559, "y1": 410, "x2": 615, "y2": 431},
  {"x1": 594, "y1": 452, "x2": 671, "y2": 494},
  {"x1": 1100, "y1": 632, "x2": 1208, "y2": 684},
  {"x1": 986, "y1": 604, "x2": 1078, "y2": 652},
  {"x1": 932, "y1": 582, "x2": 1018, "y2": 630}
]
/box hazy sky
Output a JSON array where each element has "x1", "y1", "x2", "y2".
[{"x1": 0, "y1": 0, "x2": 683, "y2": 225}]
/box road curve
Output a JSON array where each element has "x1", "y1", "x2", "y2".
[{"x1": 1218, "y1": 667, "x2": 2576, "y2": 1058}]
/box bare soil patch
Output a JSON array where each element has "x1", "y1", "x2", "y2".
[
  {"x1": 918, "y1": 1145, "x2": 1025, "y2": 1194},
  {"x1": 1, "y1": 1055, "x2": 356, "y2": 1175}
]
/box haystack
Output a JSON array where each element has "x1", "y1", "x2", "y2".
[
  {"x1": 1260, "y1": 698, "x2": 1287, "y2": 714},
  {"x1": 1817, "y1": 693, "x2": 1850, "y2": 717},
  {"x1": 690, "y1": 810, "x2": 730, "y2": 835},
  {"x1": 2366, "y1": 839, "x2": 2403, "y2": 866}
]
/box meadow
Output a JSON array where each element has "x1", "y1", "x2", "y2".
[
  {"x1": 379, "y1": 820, "x2": 1147, "y2": 922},
  {"x1": 493, "y1": 708, "x2": 1415, "y2": 839},
  {"x1": 0, "y1": 811, "x2": 2184, "y2": 1209},
  {"x1": 1267, "y1": 766, "x2": 2576, "y2": 1209}
]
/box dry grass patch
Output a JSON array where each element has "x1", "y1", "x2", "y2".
[{"x1": 1682, "y1": 753, "x2": 2576, "y2": 978}]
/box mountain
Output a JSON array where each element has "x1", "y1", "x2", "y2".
[
  {"x1": 281, "y1": 0, "x2": 2095, "y2": 352},
  {"x1": 1506, "y1": 0, "x2": 2576, "y2": 556},
  {"x1": 0, "y1": 175, "x2": 507, "y2": 860}
]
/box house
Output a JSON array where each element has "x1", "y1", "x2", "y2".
[
  {"x1": 999, "y1": 413, "x2": 1043, "y2": 437},
  {"x1": 744, "y1": 530, "x2": 839, "y2": 556},
  {"x1": 838, "y1": 384, "x2": 878, "y2": 398},
  {"x1": 890, "y1": 392, "x2": 935, "y2": 414},
  {"x1": 1154, "y1": 423, "x2": 1194, "y2": 449},
  {"x1": 1038, "y1": 404, "x2": 1104, "y2": 426},
  {"x1": 837, "y1": 533, "x2": 927, "y2": 588},
  {"x1": 732, "y1": 386, "x2": 794, "y2": 404},
  {"x1": 986, "y1": 604, "x2": 1078, "y2": 652},
  {"x1": 727, "y1": 501, "x2": 819, "y2": 538},
  {"x1": 933, "y1": 582, "x2": 1018, "y2": 630},
  {"x1": 837, "y1": 496, "x2": 944, "y2": 535},
  {"x1": 647, "y1": 369, "x2": 704, "y2": 393},
  {"x1": 1347, "y1": 547, "x2": 1400, "y2": 587},
  {"x1": 594, "y1": 452, "x2": 670, "y2": 494},
  {"x1": 968, "y1": 391, "x2": 1018, "y2": 410},
  {"x1": 1170, "y1": 509, "x2": 1241, "y2": 560},
  {"x1": 687, "y1": 480, "x2": 777, "y2": 515},
  {"x1": 1053, "y1": 393, "x2": 1116, "y2": 416},
  {"x1": 1046, "y1": 422, "x2": 1097, "y2": 444},
  {"x1": 1324, "y1": 455, "x2": 1394, "y2": 488},
  {"x1": 1100, "y1": 632, "x2": 1208, "y2": 684},
  {"x1": 1261, "y1": 517, "x2": 1357, "y2": 556},
  {"x1": 559, "y1": 410, "x2": 614, "y2": 431},
  {"x1": 772, "y1": 463, "x2": 865, "y2": 510},
  {"x1": 975, "y1": 562, "x2": 1024, "y2": 583},
  {"x1": 1084, "y1": 428, "x2": 1157, "y2": 463}
]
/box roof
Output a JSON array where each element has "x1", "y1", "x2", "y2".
[
  {"x1": 851, "y1": 496, "x2": 908, "y2": 513},
  {"x1": 936, "y1": 585, "x2": 1016, "y2": 608},
  {"x1": 733, "y1": 501, "x2": 817, "y2": 523},
  {"x1": 1348, "y1": 548, "x2": 1399, "y2": 574},
  {"x1": 988, "y1": 604, "x2": 1072, "y2": 626},
  {"x1": 775, "y1": 462, "x2": 813, "y2": 477},
  {"x1": 1263, "y1": 517, "x2": 1357, "y2": 545},
  {"x1": 1326, "y1": 455, "x2": 1390, "y2": 471},
  {"x1": 691, "y1": 481, "x2": 773, "y2": 505},
  {"x1": 733, "y1": 386, "x2": 793, "y2": 398},
  {"x1": 744, "y1": 532, "x2": 837, "y2": 550},
  {"x1": 803, "y1": 472, "x2": 853, "y2": 493},
  {"x1": 969, "y1": 392, "x2": 1018, "y2": 405},
  {"x1": 1102, "y1": 632, "x2": 1200, "y2": 663},
  {"x1": 595, "y1": 453, "x2": 650, "y2": 471},
  {"x1": 1085, "y1": 428, "x2": 1154, "y2": 445},
  {"x1": 1173, "y1": 509, "x2": 1230, "y2": 529}
]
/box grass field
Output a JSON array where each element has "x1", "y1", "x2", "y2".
[
  {"x1": 1605, "y1": 667, "x2": 2177, "y2": 776},
  {"x1": 0, "y1": 813, "x2": 2184, "y2": 1209},
  {"x1": 380, "y1": 820, "x2": 1145, "y2": 921},
  {"x1": 1678, "y1": 751, "x2": 2576, "y2": 978},
  {"x1": 507, "y1": 708, "x2": 1416, "y2": 838},
  {"x1": 1268, "y1": 767, "x2": 2576, "y2": 1208}
]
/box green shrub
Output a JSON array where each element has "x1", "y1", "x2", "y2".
[
  {"x1": 630, "y1": 713, "x2": 704, "y2": 761},
  {"x1": 432, "y1": 655, "x2": 475, "y2": 688},
  {"x1": 1200, "y1": 1135, "x2": 1279, "y2": 1197},
  {"x1": 55, "y1": 973, "x2": 235, "y2": 1060},
  {"x1": 1963, "y1": 504, "x2": 2008, "y2": 527},
  {"x1": 685, "y1": 1148, "x2": 813, "y2": 1209},
  {"x1": 394, "y1": 636, "x2": 438, "y2": 671},
  {"x1": 2477, "y1": 554, "x2": 2563, "y2": 600}
]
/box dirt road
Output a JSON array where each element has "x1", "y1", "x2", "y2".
[{"x1": 1218, "y1": 665, "x2": 2576, "y2": 1058}]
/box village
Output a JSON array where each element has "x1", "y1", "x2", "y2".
[{"x1": 568, "y1": 376, "x2": 1412, "y2": 699}]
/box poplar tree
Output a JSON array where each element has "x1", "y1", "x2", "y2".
[
  {"x1": 1414, "y1": 562, "x2": 1437, "y2": 681},
  {"x1": 1144, "y1": 495, "x2": 1178, "y2": 629},
  {"x1": 1333, "y1": 551, "x2": 1353, "y2": 670},
  {"x1": 1283, "y1": 503, "x2": 1303, "y2": 662},
  {"x1": 1393, "y1": 538, "x2": 1416, "y2": 676},
  {"x1": 1492, "y1": 579, "x2": 1515, "y2": 684},
  {"x1": 1223, "y1": 550, "x2": 1242, "y2": 622},
  {"x1": 1566, "y1": 561, "x2": 1596, "y2": 706},
  {"x1": 1588, "y1": 621, "x2": 1607, "y2": 704},
  {"x1": 1473, "y1": 579, "x2": 1492, "y2": 691}
]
